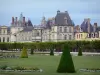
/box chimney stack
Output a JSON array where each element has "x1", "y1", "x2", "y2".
[
  {"x1": 94, "y1": 23, "x2": 97, "y2": 26},
  {"x1": 57, "y1": 10, "x2": 60, "y2": 14},
  {"x1": 87, "y1": 18, "x2": 90, "y2": 33},
  {"x1": 65, "y1": 11, "x2": 68, "y2": 13},
  {"x1": 12, "y1": 17, "x2": 14, "y2": 24},
  {"x1": 23, "y1": 17, "x2": 25, "y2": 24},
  {"x1": 15, "y1": 17, "x2": 17, "y2": 24},
  {"x1": 93, "y1": 23, "x2": 98, "y2": 32}
]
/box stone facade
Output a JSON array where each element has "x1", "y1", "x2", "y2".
[
  {"x1": 0, "y1": 26, "x2": 10, "y2": 42},
  {"x1": 0, "y1": 11, "x2": 75, "y2": 42}
]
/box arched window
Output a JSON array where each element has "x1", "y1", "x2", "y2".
[
  {"x1": 64, "y1": 35, "x2": 67, "y2": 40},
  {"x1": 60, "y1": 27, "x2": 62, "y2": 32}
]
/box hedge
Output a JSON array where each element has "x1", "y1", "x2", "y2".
[{"x1": 0, "y1": 40, "x2": 100, "y2": 52}]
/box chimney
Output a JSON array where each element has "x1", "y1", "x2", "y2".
[
  {"x1": 87, "y1": 18, "x2": 90, "y2": 33},
  {"x1": 23, "y1": 17, "x2": 25, "y2": 24},
  {"x1": 15, "y1": 17, "x2": 17, "y2": 24},
  {"x1": 12, "y1": 17, "x2": 14, "y2": 24},
  {"x1": 93, "y1": 23, "x2": 97, "y2": 32},
  {"x1": 57, "y1": 10, "x2": 60, "y2": 13},
  {"x1": 65, "y1": 11, "x2": 68, "y2": 13},
  {"x1": 94, "y1": 23, "x2": 97, "y2": 27}
]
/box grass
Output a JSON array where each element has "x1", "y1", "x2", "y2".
[{"x1": 0, "y1": 55, "x2": 100, "y2": 75}]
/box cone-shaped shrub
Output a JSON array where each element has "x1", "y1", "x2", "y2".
[
  {"x1": 20, "y1": 47, "x2": 28, "y2": 58},
  {"x1": 50, "y1": 49, "x2": 54, "y2": 56},
  {"x1": 78, "y1": 47, "x2": 82, "y2": 56},
  {"x1": 57, "y1": 44, "x2": 75, "y2": 73}
]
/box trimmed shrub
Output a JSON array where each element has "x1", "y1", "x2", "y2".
[
  {"x1": 20, "y1": 47, "x2": 28, "y2": 58},
  {"x1": 0, "y1": 65, "x2": 7, "y2": 70},
  {"x1": 50, "y1": 49, "x2": 54, "y2": 56},
  {"x1": 57, "y1": 44, "x2": 75, "y2": 73},
  {"x1": 78, "y1": 47, "x2": 82, "y2": 56}
]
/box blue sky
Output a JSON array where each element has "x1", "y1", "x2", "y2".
[{"x1": 0, "y1": 0, "x2": 100, "y2": 26}]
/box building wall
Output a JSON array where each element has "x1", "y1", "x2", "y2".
[
  {"x1": 75, "y1": 32, "x2": 88, "y2": 40},
  {"x1": 16, "y1": 31, "x2": 32, "y2": 42},
  {"x1": 32, "y1": 29, "x2": 42, "y2": 42},
  {"x1": 0, "y1": 35, "x2": 10, "y2": 42},
  {"x1": 50, "y1": 25, "x2": 74, "y2": 42},
  {"x1": 10, "y1": 27, "x2": 24, "y2": 42},
  {"x1": 0, "y1": 26, "x2": 10, "y2": 42}
]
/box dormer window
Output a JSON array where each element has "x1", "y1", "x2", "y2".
[{"x1": 64, "y1": 17, "x2": 67, "y2": 25}]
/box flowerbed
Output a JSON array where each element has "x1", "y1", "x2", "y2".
[
  {"x1": 0, "y1": 65, "x2": 42, "y2": 72},
  {"x1": 79, "y1": 68, "x2": 100, "y2": 72}
]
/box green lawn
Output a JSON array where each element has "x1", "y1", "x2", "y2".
[{"x1": 0, "y1": 55, "x2": 100, "y2": 75}]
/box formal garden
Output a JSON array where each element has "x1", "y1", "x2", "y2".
[{"x1": 0, "y1": 40, "x2": 100, "y2": 75}]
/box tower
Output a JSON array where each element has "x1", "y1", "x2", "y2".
[{"x1": 41, "y1": 16, "x2": 46, "y2": 27}]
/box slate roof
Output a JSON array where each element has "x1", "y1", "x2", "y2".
[
  {"x1": 27, "y1": 19, "x2": 33, "y2": 27},
  {"x1": 21, "y1": 26, "x2": 34, "y2": 32},
  {"x1": 81, "y1": 20, "x2": 93, "y2": 32},
  {"x1": 55, "y1": 11, "x2": 74, "y2": 26}
]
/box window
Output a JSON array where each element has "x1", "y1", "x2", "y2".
[
  {"x1": 95, "y1": 34, "x2": 98, "y2": 38},
  {"x1": 77, "y1": 34, "x2": 78, "y2": 39},
  {"x1": 36, "y1": 31, "x2": 39, "y2": 36},
  {"x1": 69, "y1": 35, "x2": 71, "y2": 40},
  {"x1": 3, "y1": 37, "x2": 5, "y2": 42},
  {"x1": 69, "y1": 27, "x2": 71, "y2": 32},
  {"x1": 92, "y1": 34, "x2": 94, "y2": 38},
  {"x1": 64, "y1": 17, "x2": 67, "y2": 24},
  {"x1": 79, "y1": 34, "x2": 80, "y2": 39},
  {"x1": 81, "y1": 34, "x2": 82, "y2": 38},
  {"x1": 64, "y1": 27, "x2": 67, "y2": 32},
  {"x1": 7, "y1": 37, "x2": 9, "y2": 42},
  {"x1": 64, "y1": 35, "x2": 67, "y2": 40},
  {"x1": 60, "y1": 27, "x2": 62, "y2": 32},
  {"x1": 3, "y1": 30, "x2": 5, "y2": 34}
]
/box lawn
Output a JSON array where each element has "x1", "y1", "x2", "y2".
[{"x1": 0, "y1": 55, "x2": 100, "y2": 75}]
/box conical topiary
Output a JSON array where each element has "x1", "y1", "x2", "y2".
[
  {"x1": 20, "y1": 47, "x2": 28, "y2": 58},
  {"x1": 78, "y1": 47, "x2": 82, "y2": 56},
  {"x1": 57, "y1": 44, "x2": 75, "y2": 73},
  {"x1": 50, "y1": 49, "x2": 54, "y2": 56}
]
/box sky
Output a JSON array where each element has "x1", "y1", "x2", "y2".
[{"x1": 0, "y1": 0, "x2": 100, "y2": 26}]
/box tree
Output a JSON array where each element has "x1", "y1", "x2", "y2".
[
  {"x1": 57, "y1": 44, "x2": 75, "y2": 73},
  {"x1": 20, "y1": 47, "x2": 28, "y2": 58},
  {"x1": 78, "y1": 47, "x2": 82, "y2": 56}
]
